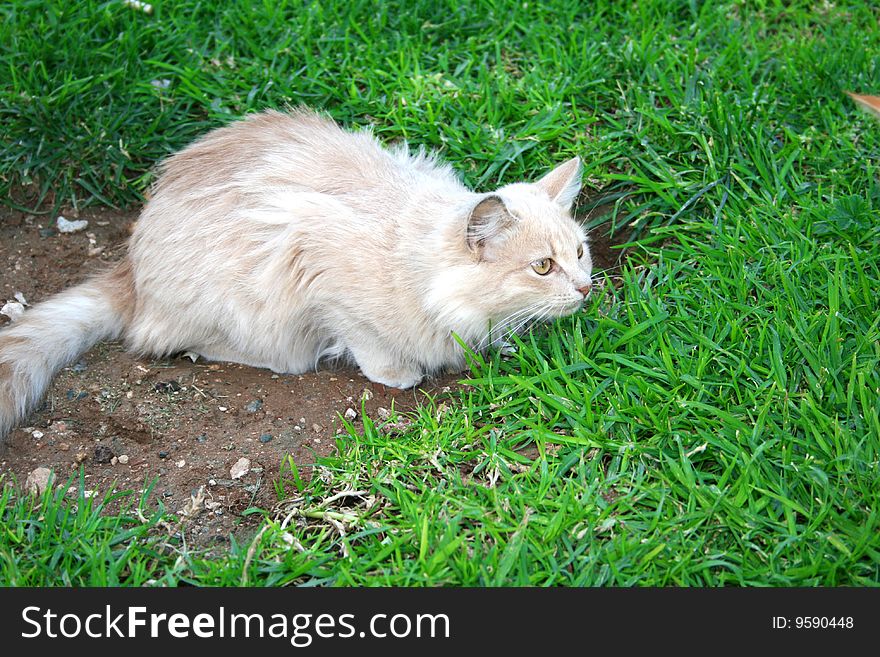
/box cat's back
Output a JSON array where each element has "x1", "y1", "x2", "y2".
[{"x1": 148, "y1": 109, "x2": 457, "y2": 205}]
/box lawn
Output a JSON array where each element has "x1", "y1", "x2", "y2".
[{"x1": 0, "y1": 0, "x2": 878, "y2": 585}]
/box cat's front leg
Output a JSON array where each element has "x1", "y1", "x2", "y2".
[{"x1": 348, "y1": 343, "x2": 424, "y2": 390}]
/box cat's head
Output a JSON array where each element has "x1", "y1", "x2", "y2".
[{"x1": 460, "y1": 157, "x2": 593, "y2": 334}]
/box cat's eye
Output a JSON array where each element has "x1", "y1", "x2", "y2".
[
  {"x1": 577, "y1": 243, "x2": 584, "y2": 259},
  {"x1": 531, "y1": 258, "x2": 553, "y2": 275}
]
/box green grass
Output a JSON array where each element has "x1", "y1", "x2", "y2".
[{"x1": 1, "y1": 0, "x2": 879, "y2": 585}]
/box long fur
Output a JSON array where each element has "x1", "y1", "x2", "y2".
[{"x1": 0, "y1": 109, "x2": 593, "y2": 439}]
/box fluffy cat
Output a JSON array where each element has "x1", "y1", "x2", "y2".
[{"x1": 0, "y1": 109, "x2": 592, "y2": 439}]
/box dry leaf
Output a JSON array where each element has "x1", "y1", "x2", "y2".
[{"x1": 846, "y1": 92, "x2": 880, "y2": 120}]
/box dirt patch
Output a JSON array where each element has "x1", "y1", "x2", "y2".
[{"x1": 0, "y1": 201, "x2": 627, "y2": 549}]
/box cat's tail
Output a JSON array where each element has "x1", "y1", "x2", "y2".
[{"x1": 0, "y1": 259, "x2": 135, "y2": 441}]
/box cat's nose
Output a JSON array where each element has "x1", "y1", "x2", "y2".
[{"x1": 577, "y1": 282, "x2": 593, "y2": 297}]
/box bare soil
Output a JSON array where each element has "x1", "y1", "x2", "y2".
[{"x1": 0, "y1": 200, "x2": 625, "y2": 549}]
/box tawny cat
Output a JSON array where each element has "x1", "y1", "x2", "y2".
[{"x1": 0, "y1": 109, "x2": 592, "y2": 439}]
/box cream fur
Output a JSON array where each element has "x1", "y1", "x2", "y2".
[{"x1": 0, "y1": 109, "x2": 592, "y2": 439}]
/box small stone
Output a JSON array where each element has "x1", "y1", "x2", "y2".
[
  {"x1": 176, "y1": 459, "x2": 186, "y2": 468},
  {"x1": 118, "y1": 454, "x2": 129, "y2": 464},
  {"x1": 218, "y1": 406, "x2": 228, "y2": 412},
  {"x1": 196, "y1": 434, "x2": 207, "y2": 443},
  {"x1": 77, "y1": 391, "x2": 88, "y2": 400},
  {"x1": 39, "y1": 227, "x2": 57, "y2": 238},
  {"x1": 344, "y1": 407, "x2": 357, "y2": 421},
  {"x1": 154, "y1": 380, "x2": 181, "y2": 393},
  {"x1": 299, "y1": 417, "x2": 306, "y2": 425},
  {"x1": 75, "y1": 451, "x2": 88, "y2": 463},
  {"x1": 31, "y1": 429, "x2": 44, "y2": 440},
  {"x1": 245, "y1": 399, "x2": 263, "y2": 413},
  {"x1": 110, "y1": 456, "x2": 118, "y2": 465},
  {"x1": 93, "y1": 444, "x2": 114, "y2": 464},
  {"x1": 312, "y1": 423, "x2": 322, "y2": 434},
  {"x1": 258, "y1": 433, "x2": 272, "y2": 443},
  {"x1": 57, "y1": 216, "x2": 89, "y2": 233},
  {"x1": 230, "y1": 457, "x2": 251, "y2": 479},
  {"x1": 377, "y1": 407, "x2": 391, "y2": 420},
  {"x1": 59, "y1": 442, "x2": 70, "y2": 451},
  {"x1": 66, "y1": 486, "x2": 97, "y2": 498},
  {"x1": 158, "y1": 450, "x2": 169, "y2": 459},
  {"x1": 66, "y1": 389, "x2": 76, "y2": 400},
  {"x1": 72, "y1": 359, "x2": 88, "y2": 373},
  {"x1": 0, "y1": 301, "x2": 25, "y2": 322},
  {"x1": 126, "y1": 390, "x2": 134, "y2": 399},
  {"x1": 26, "y1": 467, "x2": 53, "y2": 495},
  {"x1": 361, "y1": 388, "x2": 374, "y2": 401}
]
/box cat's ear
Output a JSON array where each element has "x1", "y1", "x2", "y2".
[
  {"x1": 535, "y1": 156, "x2": 582, "y2": 211},
  {"x1": 466, "y1": 195, "x2": 515, "y2": 258}
]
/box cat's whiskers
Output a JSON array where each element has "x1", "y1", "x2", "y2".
[
  {"x1": 479, "y1": 301, "x2": 546, "y2": 351},
  {"x1": 518, "y1": 304, "x2": 555, "y2": 338},
  {"x1": 481, "y1": 300, "x2": 557, "y2": 351},
  {"x1": 506, "y1": 303, "x2": 553, "y2": 341}
]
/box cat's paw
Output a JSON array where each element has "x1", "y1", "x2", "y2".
[
  {"x1": 350, "y1": 346, "x2": 424, "y2": 389},
  {"x1": 367, "y1": 370, "x2": 424, "y2": 390},
  {"x1": 358, "y1": 363, "x2": 423, "y2": 389}
]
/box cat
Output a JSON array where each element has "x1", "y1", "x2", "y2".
[{"x1": 0, "y1": 108, "x2": 593, "y2": 440}]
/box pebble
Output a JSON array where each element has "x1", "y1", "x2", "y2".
[
  {"x1": 196, "y1": 434, "x2": 207, "y2": 443},
  {"x1": 26, "y1": 467, "x2": 53, "y2": 495},
  {"x1": 75, "y1": 451, "x2": 88, "y2": 463},
  {"x1": 56, "y1": 216, "x2": 89, "y2": 233},
  {"x1": 312, "y1": 423, "x2": 322, "y2": 434},
  {"x1": 59, "y1": 442, "x2": 70, "y2": 451},
  {"x1": 245, "y1": 399, "x2": 263, "y2": 413},
  {"x1": 93, "y1": 444, "x2": 114, "y2": 463},
  {"x1": 218, "y1": 406, "x2": 228, "y2": 412},
  {"x1": 344, "y1": 408, "x2": 357, "y2": 421},
  {"x1": 158, "y1": 450, "x2": 169, "y2": 459},
  {"x1": 67, "y1": 487, "x2": 97, "y2": 498},
  {"x1": 72, "y1": 360, "x2": 88, "y2": 373},
  {"x1": 176, "y1": 459, "x2": 186, "y2": 468},
  {"x1": 118, "y1": 454, "x2": 129, "y2": 464},
  {"x1": 362, "y1": 388, "x2": 374, "y2": 401},
  {"x1": 0, "y1": 301, "x2": 25, "y2": 322},
  {"x1": 39, "y1": 227, "x2": 57, "y2": 238},
  {"x1": 377, "y1": 407, "x2": 391, "y2": 420},
  {"x1": 259, "y1": 433, "x2": 272, "y2": 443},
  {"x1": 32, "y1": 429, "x2": 44, "y2": 440},
  {"x1": 230, "y1": 457, "x2": 251, "y2": 479}
]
